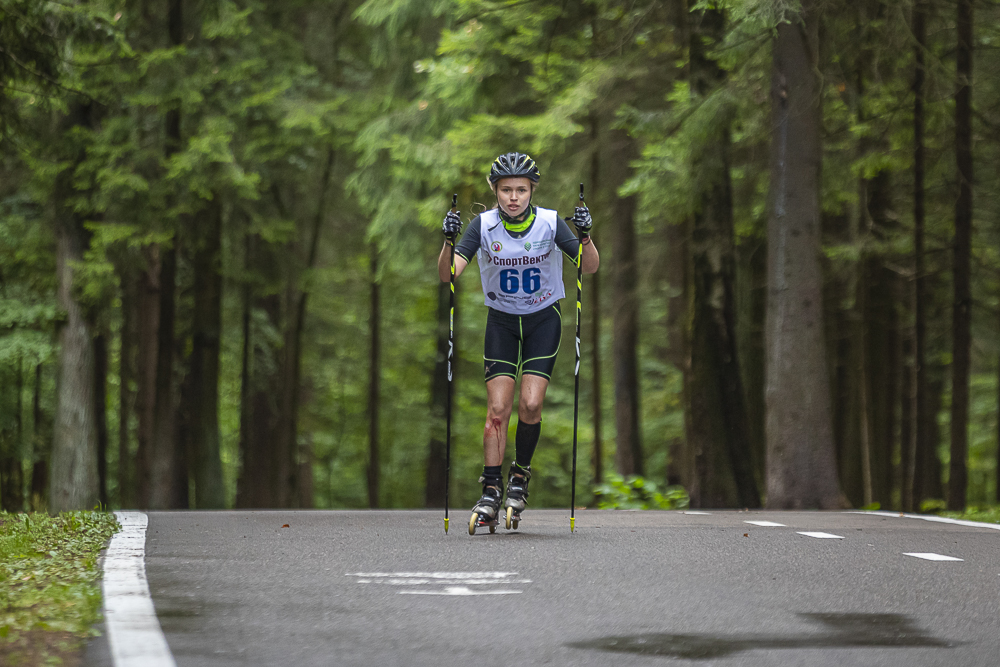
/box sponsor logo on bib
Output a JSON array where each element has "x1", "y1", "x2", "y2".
[
  {"x1": 491, "y1": 241, "x2": 503, "y2": 252},
  {"x1": 524, "y1": 241, "x2": 532, "y2": 251},
  {"x1": 490, "y1": 250, "x2": 551, "y2": 266},
  {"x1": 528, "y1": 289, "x2": 555, "y2": 306}
]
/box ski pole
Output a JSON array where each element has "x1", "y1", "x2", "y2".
[
  {"x1": 445, "y1": 193, "x2": 457, "y2": 534},
  {"x1": 571, "y1": 183, "x2": 584, "y2": 533}
]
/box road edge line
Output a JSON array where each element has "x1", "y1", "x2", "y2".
[
  {"x1": 847, "y1": 510, "x2": 1000, "y2": 531},
  {"x1": 103, "y1": 511, "x2": 177, "y2": 667}
]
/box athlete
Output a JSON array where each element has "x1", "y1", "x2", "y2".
[{"x1": 437, "y1": 152, "x2": 599, "y2": 531}]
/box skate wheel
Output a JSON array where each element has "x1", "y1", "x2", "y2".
[
  {"x1": 512, "y1": 518, "x2": 519, "y2": 530},
  {"x1": 469, "y1": 513, "x2": 477, "y2": 535},
  {"x1": 505, "y1": 506, "x2": 513, "y2": 530},
  {"x1": 489, "y1": 524, "x2": 496, "y2": 534}
]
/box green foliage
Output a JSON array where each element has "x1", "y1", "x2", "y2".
[
  {"x1": 4, "y1": 0, "x2": 1000, "y2": 516},
  {"x1": 0, "y1": 511, "x2": 119, "y2": 664},
  {"x1": 0, "y1": 195, "x2": 57, "y2": 370},
  {"x1": 594, "y1": 474, "x2": 689, "y2": 510},
  {"x1": 920, "y1": 498, "x2": 947, "y2": 513}
]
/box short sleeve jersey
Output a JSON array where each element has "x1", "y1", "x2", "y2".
[{"x1": 454, "y1": 206, "x2": 581, "y2": 315}]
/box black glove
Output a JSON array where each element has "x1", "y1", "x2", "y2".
[
  {"x1": 571, "y1": 206, "x2": 592, "y2": 239},
  {"x1": 442, "y1": 210, "x2": 462, "y2": 243}
]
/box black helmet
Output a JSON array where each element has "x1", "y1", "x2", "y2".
[{"x1": 489, "y1": 152, "x2": 540, "y2": 184}]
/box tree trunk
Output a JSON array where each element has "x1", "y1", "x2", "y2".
[
  {"x1": 840, "y1": 261, "x2": 864, "y2": 507},
  {"x1": 31, "y1": 363, "x2": 48, "y2": 512},
  {"x1": 1, "y1": 362, "x2": 25, "y2": 511},
  {"x1": 119, "y1": 267, "x2": 137, "y2": 508},
  {"x1": 736, "y1": 237, "x2": 767, "y2": 492},
  {"x1": 368, "y1": 245, "x2": 381, "y2": 509},
  {"x1": 607, "y1": 128, "x2": 643, "y2": 476},
  {"x1": 884, "y1": 282, "x2": 901, "y2": 506},
  {"x1": 298, "y1": 431, "x2": 314, "y2": 509},
  {"x1": 869, "y1": 259, "x2": 899, "y2": 507},
  {"x1": 687, "y1": 7, "x2": 760, "y2": 508},
  {"x1": 843, "y1": 21, "x2": 873, "y2": 509},
  {"x1": 235, "y1": 231, "x2": 261, "y2": 508},
  {"x1": 919, "y1": 369, "x2": 945, "y2": 502},
  {"x1": 236, "y1": 228, "x2": 282, "y2": 509},
  {"x1": 900, "y1": 334, "x2": 914, "y2": 511},
  {"x1": 135, "y1": 250, "x2": 159, "y2": 508},
  {"x1": 14, "y1": 361, "x2": 25, "y2": 510},
  {"x1": 764, "y1": 3, "x2": 844, "y2": 509},
  {"x1": 147, "y1": 0, "x2": 185, "y2": 509},
  {"x1": 50, "y1": 105, "x2": 100, "y2": 512},
  {"x1": 948, "y1": 0, "x2": 973, "y2": 511},
  {"x1": 277, "y1": 149, "x2": 333, "y2": 508},
  {"x1": 273, "y1": 280, "x2": 298, "y2": 508},
  {"x1": 188, "y1": 198, "x2": 225, "y2": 508},
  {"x1": 666, "y1": 219, "x2": 693, "y2": 492},
  {"x1": 910, "y1": 0, "x2": 928, "y2": 513},
  {"x1": 149, "y1": 239, "x2": 178, "y2": 509},
  {"x1": 94, "y1": 333, "x2": 109, "y2": 509}
]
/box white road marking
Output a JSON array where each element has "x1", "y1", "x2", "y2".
[
  {"x1": 355, "y1": 577, "x2": 532, "y2": 585},
  {"x1": 104, "y1": 511, "x2": 177, "y2": 667},
  {"x1": 744, "y1": 521, "x2": 786, "y2": 527},
  {"x1": 347, "y1": 571, "x2": 517, "y2": 579},
  {"x1": 904, "y1": 553, "x2": 963, "y2": 562},
  {"x1": 682, "y1": 511, "x2": 712, "y2": 515},
  {"x1": 797, "y1": 532, "x2": 844, "y2": 539},
  {"x1": 399, "y1": 586, "x2": 522, "y2": 596},
  {"x1": 848, "y1": 510, "x2": 1000, "y2": 531},
  {"x1": 347, "y1": 571, "x2": 529, "y2": 596}
]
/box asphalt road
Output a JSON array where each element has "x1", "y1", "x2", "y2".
[{"x1": 86, "y1": 509, "x2": 1000, "y2": 666}]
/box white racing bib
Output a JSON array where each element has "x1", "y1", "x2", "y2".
[{"x1": 478, "y1": 207, "x2": 565, "y2": 314}]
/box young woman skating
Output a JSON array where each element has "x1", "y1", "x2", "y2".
[{"x1": 437, "y1": 152, "x2": 599, "y2": 532}]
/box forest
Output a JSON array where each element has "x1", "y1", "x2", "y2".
[{"x1": 1, "y1": 0, "x2": 998, "y2": 514}]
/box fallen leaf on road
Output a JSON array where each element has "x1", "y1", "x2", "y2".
[{"x1": 282, "y1": 524, "x2": 289, "y2": 528}]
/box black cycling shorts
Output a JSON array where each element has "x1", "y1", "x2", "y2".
[{"x1": 484, "y1": 303, "x2": 562, "y2": 382}]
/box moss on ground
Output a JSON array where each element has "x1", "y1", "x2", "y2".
[{"x1": 0, "y1": 511, "x2": 119, "y2": 666}]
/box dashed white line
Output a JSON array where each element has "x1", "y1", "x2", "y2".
[
  {"x1": 347, "y1": 571, "x2": 529, "y2": 596},
  {"x1": 399, "y1": 586, "x2": 522, "y2": 596},
  {"x1": 103, "y1": 511, "x2": 176, "y2": 667},
  {"x1": 354, "y1": 577, "x2": 532, "y2": 585},
  {"x1": 745, "y1": 521, "x2": 786, "y2": 527},
  {"x1": 682, "y1": 511, "x2": 712, "y2": 515},
  {"x1": 903, "y1": 553, "x2": 963, "y2": 562},
  {"x1": 797, "y1": 532, "x2": 844, "y2": 539},
  {"x1": 347, "y1": 571, "x2": 517, "y2": 579}
]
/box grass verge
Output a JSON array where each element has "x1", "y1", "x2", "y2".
[
  {"x1": 940, "y1": 505, "x2": 1000, "y2": 525},
  {"x1": 0, "y1": 511, "x2": 120, "y2": 666}
]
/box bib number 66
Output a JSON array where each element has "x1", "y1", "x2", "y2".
[{"x1": 500, "y1": 268, "x2": 541, "y2": 294}]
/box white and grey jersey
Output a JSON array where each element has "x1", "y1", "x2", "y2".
[
  {"x1": 454, "y1": 208, "x2": 580, "y2": 265},
  {"x1": 463, "y1": 207, "x2": 572, "y2": 315}
]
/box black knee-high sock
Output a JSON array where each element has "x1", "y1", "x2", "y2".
[{"x1": 514, "y1": 420, "x2": 541, "y2": 468}]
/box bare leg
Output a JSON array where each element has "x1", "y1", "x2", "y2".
[
  {"x1": 484, "y1": 376, "x2": 516, "y2": 466},
  {"x1": 518, "y1": 374, "x2": 550, "y2": 424}
]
